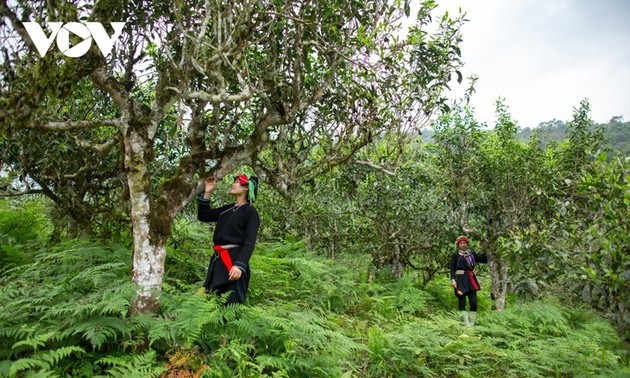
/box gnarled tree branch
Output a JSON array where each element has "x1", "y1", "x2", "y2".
[{"x1": 26, "y1": 119, "x2": 122, "y2": 131}]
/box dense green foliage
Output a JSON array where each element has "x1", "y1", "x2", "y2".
[
  {"x1": 0, "y1": 201, "x2": 628, "y2": 377},
  {"x1": 509, "y1": 152, "x2": 630, "y2": 342},
  {"x1": 277, "y1": 138, "x2": 452, "y2": 283},
  {"x1": 0, "y1": 198, "x2": 51, "y2": 267}
]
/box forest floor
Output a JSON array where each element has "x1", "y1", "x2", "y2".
[{"x1": 1, "y1": 223, "x2": 629, "y2": 377}]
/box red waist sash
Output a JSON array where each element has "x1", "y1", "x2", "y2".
[
  {"x1": 213, "y1": 245, "x2": 233, "y2": 271},
  {"x1": 467, "y1": 271, "x2": 480, "y2": 291}
]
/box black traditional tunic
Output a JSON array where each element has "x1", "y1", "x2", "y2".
[
  {"x1": 450, "y1": 251, "x2": 488, "y2": 295},
  {"x1": 197, "y1": 196, "x2": 260, "y2": 303}
]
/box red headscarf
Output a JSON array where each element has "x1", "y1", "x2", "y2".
[
  {"x1": 235, "y1": 174, "x2": 249, "y2": 185},
  {"x1": 234, "y1": 174, "x2": 258, "y2": 202},
  {"x1": 455, "y1": 236, "x2": 470, "y2": 246}
]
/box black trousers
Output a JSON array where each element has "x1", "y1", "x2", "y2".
[{"x1": 456, "y1": 290, "x2": 478, "y2": 311}]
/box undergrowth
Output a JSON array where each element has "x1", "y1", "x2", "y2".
[{"x1": 0, "y1": 213, "x2": 627, "y2": 377}]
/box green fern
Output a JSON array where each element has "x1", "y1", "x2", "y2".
[
  {"x1": 165, "y1": 290, "x2": 225, "y2": 347},
  {"x1": 7, "y1": 358, "x2": 49, "y2": 377},
  {"x1": 128, "y1": 314, "x2": 174, "y2": 348},
  {"x1": 36, "y1": 346, "x2": 86, "y2": 367},
  {"x1": 95, "y1": 351, "x2": 165, "y2": 378},
  {"x1": 68, "y1": 317, "x2": 131, "y2": 350},
  {"x1": 11, "y1": 332, "x2": 56, "y2": 352},
  {"x1": 6, "y1": 346, "x2": 84, "y2": 377},
  {"x1": 69, "y1": 262, "x2": 128, "y2": 288}
]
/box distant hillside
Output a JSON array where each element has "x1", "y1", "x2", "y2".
[
  {"x1": 518, "y1": 117, "x2": 630, "y2": 155},
  {"x1": 605, "y1": 120, "x2": 630, "y2": 155},
  {"x1": 422, "y1": 117, "x2": 630, "y2": 156}
]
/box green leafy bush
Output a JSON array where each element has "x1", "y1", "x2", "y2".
[{"x1": 0, "y1": 198, "x2": 51, "y2": 268}]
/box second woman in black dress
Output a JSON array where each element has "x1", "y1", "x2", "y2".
[{"x1": 450, "y1": 235, "x2": 487, "y2": 326}]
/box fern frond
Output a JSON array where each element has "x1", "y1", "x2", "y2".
[
  {"x1": 168, "y1": 292, "x2": 225, "y2": 347},
  {"x1": 0, "y1": 326, "x2": 33, "y2": 341},
  {"x1": 11, "y1": 332, "x2": 56, "y2": 352},
  {"x1": 69, "y1": 317, "x2": 131, "y2": 350},
  {"x1": 8, "y1": 357, "x2": 48, "y2": 376},
  {"x1": 37, "y1": 346, "x2": 85, "y2": 366},
  {"x1": 70, "y1": 262, "x2": 127, "y2": 285},
  {"x1": 0, "y1": 360, "x2": 12, "y2": 378},
  {"x1": 96, "y1": 351, "x2": 164, "y2": 378},
  {"x1": 96, "y1": 285, "x2": 135, "y2": 316}
]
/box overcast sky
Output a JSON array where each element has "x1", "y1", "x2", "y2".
[{"x1": 434, "y1": 0, "x2": 630, "y2": 128}]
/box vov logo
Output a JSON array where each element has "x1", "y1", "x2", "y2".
[{"x1": 23, "y1": 22, "x2": 126, "y2": 58}]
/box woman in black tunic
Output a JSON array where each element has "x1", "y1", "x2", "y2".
[
  {"x1": 198, "y1": 174, "x2": 260, "y2": 304},
  {"x1": 450, "y1": 236, "x2": 487, "y2": 326}
]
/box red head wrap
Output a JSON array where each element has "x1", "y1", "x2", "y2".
[
  {"x1": 455, "y1": 236, "x2": 470, "y2": 245},
  {"x1": 234, "y1": 174, "x2": 258, "y2": 202},
  {"x1": 235, "y1": 174, "x2": 249, "y2": 185}
]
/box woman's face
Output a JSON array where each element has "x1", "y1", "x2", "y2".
[
  {"x1": 229, "y1": 179, "x2": 248, "y2": 196},
  {"x1": 458, "y1": 241, "x2": 469, "y2": 250}
]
